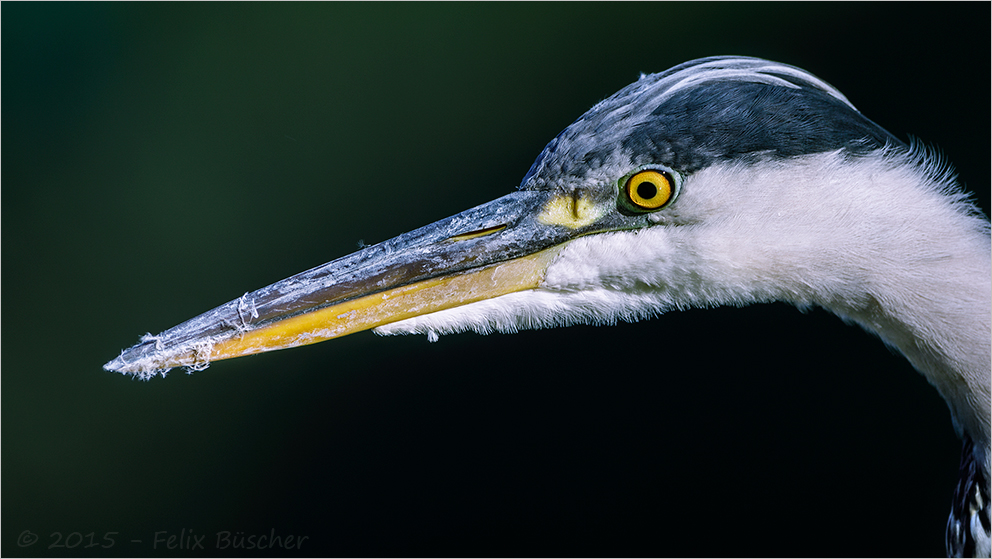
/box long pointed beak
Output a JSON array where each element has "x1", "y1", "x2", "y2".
[{"x1": 105, "y1": 189, "x2": 602, "y2": 378}]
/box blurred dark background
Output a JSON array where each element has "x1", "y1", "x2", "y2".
[{"x1": 3, "y1": 3, "x2": 989, "y2": 557}]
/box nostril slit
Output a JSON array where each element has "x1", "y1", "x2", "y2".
[{"x1": 446, "y1": 224, "x2": 507, "y2": 242}]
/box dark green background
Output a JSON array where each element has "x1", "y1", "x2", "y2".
[{"x1": 4, "y1": 3, "x2": 989, "y2": 557}]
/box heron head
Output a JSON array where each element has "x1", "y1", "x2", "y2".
[{"x1": 105, "y1": 56, "x2": 908, "y2": 378}]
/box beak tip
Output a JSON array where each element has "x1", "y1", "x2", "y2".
[
  {"x1": 103, "y1": 354, "x2": 146, "y2": 378},
  {"x1": 103, "y1": 345, "x2": 172, "y2": 379}
]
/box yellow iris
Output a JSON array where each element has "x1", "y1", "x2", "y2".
[{"x1": 625, "y1": 170, "x2": 673, "y2": 210}]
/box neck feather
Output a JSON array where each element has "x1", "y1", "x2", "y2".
[{"x1": 686, "y1": 147, "x2": 990, "y2": 455}]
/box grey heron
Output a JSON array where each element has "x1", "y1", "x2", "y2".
[{"x1": 105, "y1": 56, "x2": 990, "y2": 557}]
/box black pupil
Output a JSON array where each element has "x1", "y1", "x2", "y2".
[{"x1": 636, "y1": 181, "x2": 657, "y2": 200}]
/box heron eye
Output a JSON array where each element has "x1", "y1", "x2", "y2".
[{"x1": 625, "y1": 170, "x2": 673, "y2": 210}]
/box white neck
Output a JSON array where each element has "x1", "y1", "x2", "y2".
[{"x1": 671, "y1": 148, "x2": 991, "y2": 456}]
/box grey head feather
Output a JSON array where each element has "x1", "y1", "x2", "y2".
[{"x1": 520, "y1": 56, "x2": 905, "y2": 190}]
